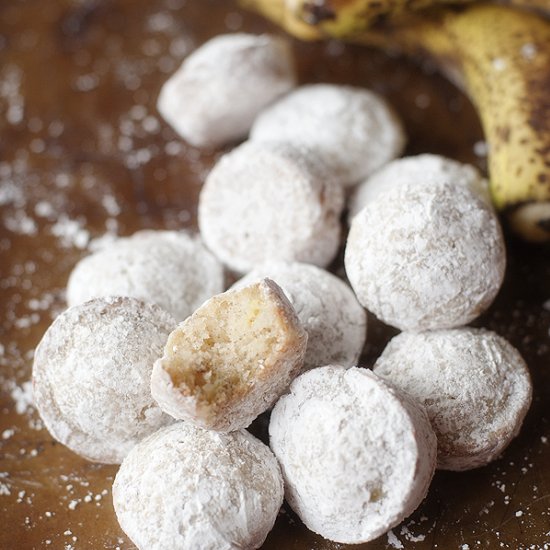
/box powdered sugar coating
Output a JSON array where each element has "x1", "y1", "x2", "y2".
[
  {"x1": 250, "y1": 84, "x2": 406, "y2": 187},
  {"x1": 270, "y1": 366, "x2": 436, "y2": 544},
  {"x1": 113, "y1": 423, "x2": 283, "y2": 550},
  {"x1": 373, "y1": 328, "x2": 532, "y2": 471},
  {"x1": 199, "y1": 141, "x2": 344, "y2": 273},
  {"x1": 32, "y1": 297, "x2": 176, "y2": 464},
  {"x1": 348, "y1": 154, "x2": 491, "y2": 221},
  {"x1": 66, "y1": 230, "x2": 224, "y2": 321},
  {"x1": 345, "y1": 179, "x2": 506, "y2": 331},
  {"x1": 232, "y1": 262, "x2": 366, "y2": 371},
  {"x1": 157, "y1": 33, "x2": 296, "y2": 148}
]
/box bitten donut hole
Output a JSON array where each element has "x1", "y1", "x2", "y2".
[{"x1": 161, "y1": 283, "x2": 294, "y2": 410}]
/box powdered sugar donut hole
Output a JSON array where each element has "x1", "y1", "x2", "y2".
[
  {"x1": 250, "y1": 84, "x2": 406, "y2": 187},
  {"x1": 373, "y1": 328, "x2": 532, "y2": 471},
  {"x1": 157, "y1": 33, "x2": 296, "y2": 148},
  {"x1": 66, "y1": 230, "x2": 224, "y2": 321},
  {"x1": 270, "y1": 366, "x2": 437, "y2": 544},
  {"x1": 232, "y1": 261, "x2": 366, "y2": 371},
  {"x1": 151, "y1": 279, "x2": 307, "y2": 432},
  {"x1": 348, "y1": 153, "x2": 491, "y2": 221},
  {"x1": 198, "y1": 141, "x2": 344, "y2": 273},
  {"x1": 113, "y1": 423, "x2": 283, "y2": 550},
  {"x1": 32, "y1": 297, "x2": 176, "y2": 464},
  {"x1": 345, "y1": 179, "x2": 506, "y2": 331}
]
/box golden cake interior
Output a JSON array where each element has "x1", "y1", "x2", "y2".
[{"x1": 161, "y1": 282, "x2": 301, "y2": 408}]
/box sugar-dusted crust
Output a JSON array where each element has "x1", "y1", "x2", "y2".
[
  {"x1": 345, "y1": 179, "x2": 506, "y2": 331},
  {"x1": 32, "y1": 297, "x2": 176, "y2": 464},
  {"x1": 348, "y1": 153, "x2": 491, "y2": 222},
  {"x1": 151, "y1": 278, "x2": 307, "y2": 432},
  {"x1": 198, "y1": 140, "x2": 344, "y2": 274},
  {"x1": 113, "y1": 423, "x2": 283, "y2": 550},
  {"x1": 67, "y1": 230, "x2": 224, "y2": 321},
  {"x1": 251, "y1": 83, "x2": 405, "y2": 187},
  {"x1": 374, "y1": 328, "x2": 533, "y2": 471},
  {"x1": 269, "y1": 366, "x2": 437, "y2": 544},
  {"x1": 233, "y1": 261, "x2": 366, "y2": 371},
  {"x1": 157, "y1": 33, "x2": 296, "y2": 148}
]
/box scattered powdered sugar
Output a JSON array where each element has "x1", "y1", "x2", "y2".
[
  {"x1": 400, "y1": 524, "x2": 426, "y2": 542},
  {"x1": 387, "y1": 529, "x2": 404, "y2": 548},
  {"x1": 3, "y1": 210, "x2": 37, "y2": 236},
  {"x1": 10, "y1": 380, "x2": 34, "y2": 415},
  {"x1": 2, "y1": 429, "x2": 15, "y2": 440},
  {"x1": 1, "y1": 64, "x2": 25, "y2": 125},
  {"x1": 50, "y1": 215, "x2": 90, "y2": 249}
]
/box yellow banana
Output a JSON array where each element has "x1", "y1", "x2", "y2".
[{"x1": 242, "y1": 1, "x2": 550, "y2": 242}]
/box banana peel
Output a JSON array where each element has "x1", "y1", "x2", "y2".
[
  {"x1": 387, "y1": 6, "x2": 550, "y2": 241},
  {"x1": 242, "y1": 1, "x2": 550, "y2": 242}
]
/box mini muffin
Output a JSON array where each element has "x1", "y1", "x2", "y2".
[{"x1": 348, "y1": 153, "x2": 491, "y2": 221}]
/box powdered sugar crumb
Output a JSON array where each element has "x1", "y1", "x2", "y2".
[
  {"x1": 2, "y1": 429, "x2": 15, "y2": 440},
  {"x1": 50, "y1": 215, "x2": 90, "y2": 249},
  {"x1": 400, "y1": 524, "x2": 426, "y2": 542},
  {"x1": 10, "y1": 380, "x2": 34, "y2": 414},
  {"x1": 387, "y1": 529, "x2": 404, "y2": 549}
]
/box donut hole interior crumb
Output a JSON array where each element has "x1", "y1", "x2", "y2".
[{"x1": 161, "y1": 284, "x2": 289, "y2": 407}]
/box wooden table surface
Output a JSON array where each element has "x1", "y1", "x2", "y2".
[{"x1": 1, "y1": 1, "x2": 550, "y2": 548}]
